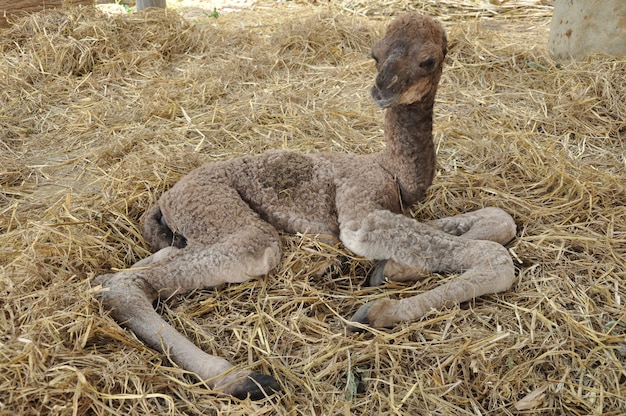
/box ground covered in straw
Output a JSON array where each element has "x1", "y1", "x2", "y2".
[{"x1": 1, "y1": 1, "x2": 625, "y2": 415}]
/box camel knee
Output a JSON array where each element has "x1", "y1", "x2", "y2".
[
  {"x1": 433, "y1": 207, "x2": 516, "y2": 245},
  {"x1": 492, "y1": 243, "x2": 516, "y2": 292},
  {"x1": 339, "y1": 210, "x2": 409, "y2": 260},
  {"x1": 479, "y1": 207, "x2": 517, "y2": 245},
  {"x1": 469, "y1": 240, "x2": 516, "y2": 294},
  {"x1": 242, "y1": 244, "x2": 281, "y2": 279},
  {"x1": 93, "y1": 272, "x2": 157, "y2": 320}
]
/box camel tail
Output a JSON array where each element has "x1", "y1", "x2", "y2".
[{"x1": 142, "y1": 202, "x2": 187, "y2": 251}]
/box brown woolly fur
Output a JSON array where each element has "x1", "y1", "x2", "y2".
[{"x1": 1, "y1": 1, "x2": 625, "y2": 414}]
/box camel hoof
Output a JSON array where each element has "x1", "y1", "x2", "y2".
[
  {"x1": 230, "y1": 372, "x2": 282, "y2": 401},
  {"x1": 347, "y1": 301, "x2": 376, "y2": 332},
  {"x1": 369, "y1": 260, "x2": 388, "y2": 286}
]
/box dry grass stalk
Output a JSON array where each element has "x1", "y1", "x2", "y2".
[{"x1": 1, "y1": 1, "x2": 625, "y2": 415}]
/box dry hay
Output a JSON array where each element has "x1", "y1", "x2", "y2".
[{"x1": 1, "y1": 1, "x2": 625, "y2": 415}]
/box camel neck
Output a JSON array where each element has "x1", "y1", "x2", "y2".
[{"x1": 377, "y1": 99, "x2": 436, "y2": 207}]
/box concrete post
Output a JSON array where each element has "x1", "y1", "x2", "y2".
[
  {"x1": 548, "y1": 0, "x2": 626, "y2": 59},
  {"x1": 136, "y1": 0, "x2": 166, "y2": 10}
]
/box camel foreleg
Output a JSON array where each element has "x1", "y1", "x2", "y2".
[
  {"x1": 340, "y1": 209, "x2": 516, "y2": 328},
  {"x1": 429, "y1": 207, "x2": 516, "y2": 245},
  {"x1": 369, "y1": 207, "x2": 516, "y2": 286}
]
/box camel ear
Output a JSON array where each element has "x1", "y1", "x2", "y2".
[{"x1": 433, "y1": 18, "x2": 448, "y2": 58}]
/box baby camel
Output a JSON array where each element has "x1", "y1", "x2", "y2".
[{"x1": 95, "y1": 13, "x2": 516, "y2": 400}]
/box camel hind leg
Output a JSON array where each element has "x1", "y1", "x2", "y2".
[{"x1": 94, "y1": 204, "x2": 282, "y2": 399}]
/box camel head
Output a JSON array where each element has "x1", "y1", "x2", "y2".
[{"x1": 370, "y1": 13, "x2": 448, "y2": 108}]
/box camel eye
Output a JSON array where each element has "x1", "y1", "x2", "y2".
[{"x1": 420, "y1": 57, "x2": 436, "y2": 69}]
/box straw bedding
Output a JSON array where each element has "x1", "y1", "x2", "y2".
[{"x1": 1, "y1": 1, "x2": 624, "y2": 414}]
